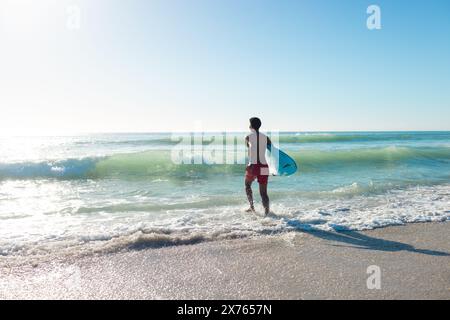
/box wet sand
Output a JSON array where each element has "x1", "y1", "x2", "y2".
[{"x1": 1, "y1": 222, "x2": 449, "y2": 299}]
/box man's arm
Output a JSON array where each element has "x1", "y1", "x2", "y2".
[
  {"x1": 245, "y1": 135, "x2": 250, "y2": 148},
  {"x1": 267, "y1": 136, "x2": 272, "y2": 146}
]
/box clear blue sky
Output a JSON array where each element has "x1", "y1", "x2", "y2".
[{"x1": 1, "y1": 0, "x2": 449, "y2": 134}]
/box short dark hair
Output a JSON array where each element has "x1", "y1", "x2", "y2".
[{"x1": 249, "y1": 117, "x2": 262, "y2": 130}]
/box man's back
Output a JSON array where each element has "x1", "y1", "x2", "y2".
[{"x1": 246, "y1": 130, "x2": 268, "y2": 165}]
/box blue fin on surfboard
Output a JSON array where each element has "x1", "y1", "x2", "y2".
[{"x1": 267, "y1": 144, "x2": 298, "y2": 176}]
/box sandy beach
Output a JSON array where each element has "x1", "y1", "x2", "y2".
[{"x1": 1, "y1": 222, "x2": 449, "y2": 300}]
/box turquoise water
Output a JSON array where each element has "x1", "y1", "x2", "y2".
[{"x1": 0, "y1": 132, "x2": 449, "y2": 259}]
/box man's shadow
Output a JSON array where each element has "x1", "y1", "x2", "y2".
[{"x1": 284, "y1": 219, "x2": 449, "y2": 257}]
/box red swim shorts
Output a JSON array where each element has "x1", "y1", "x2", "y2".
[{"x1": 245, "y1": 164, "x2": 270, "y2": 185}]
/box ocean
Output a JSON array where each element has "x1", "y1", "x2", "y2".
[{"x1": 1, "y1": 131, "x2": 449, "y2": 260}]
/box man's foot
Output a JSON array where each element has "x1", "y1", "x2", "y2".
[
  {"x1": 264, "y1": 208, "x2": 270, "y2": 216},
  {"x1": 245, "y1": 207, "x2": 256, "y2": 213}
]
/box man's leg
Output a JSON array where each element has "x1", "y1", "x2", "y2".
[
  {"x1": 245, "y1": 180, "x2": 255, "y2": 212},
  {"x1": 259, "y1": 183, "x2": 270, "y2": 215}
]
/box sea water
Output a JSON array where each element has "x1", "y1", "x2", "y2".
[{"x1": 0, "y1": 132, "x2": 449, "y2": 259}]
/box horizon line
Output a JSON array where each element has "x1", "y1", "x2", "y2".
[{"x1": 1, "y1": 130, "x2": 449, "y2": 137}]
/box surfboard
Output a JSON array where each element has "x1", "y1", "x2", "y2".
[{"x1": 267, "y1": 144, "x2": 298, "y2": 176}]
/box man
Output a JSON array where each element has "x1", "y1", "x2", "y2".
[{"x1": 245, "y1": 117, "x2": 271, "y2": 215}]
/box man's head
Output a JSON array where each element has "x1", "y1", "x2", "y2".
[{"x1": 249, "y1": 117, "x2": 262, "y2": 131}]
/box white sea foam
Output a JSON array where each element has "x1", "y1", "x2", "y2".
[{"x1": 0, "y1": 183, "x2": 448, "y2": 265}]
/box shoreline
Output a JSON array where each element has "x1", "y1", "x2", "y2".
[{"x1": 1, "y1": 221, "x2": 449, "y2": 299}]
